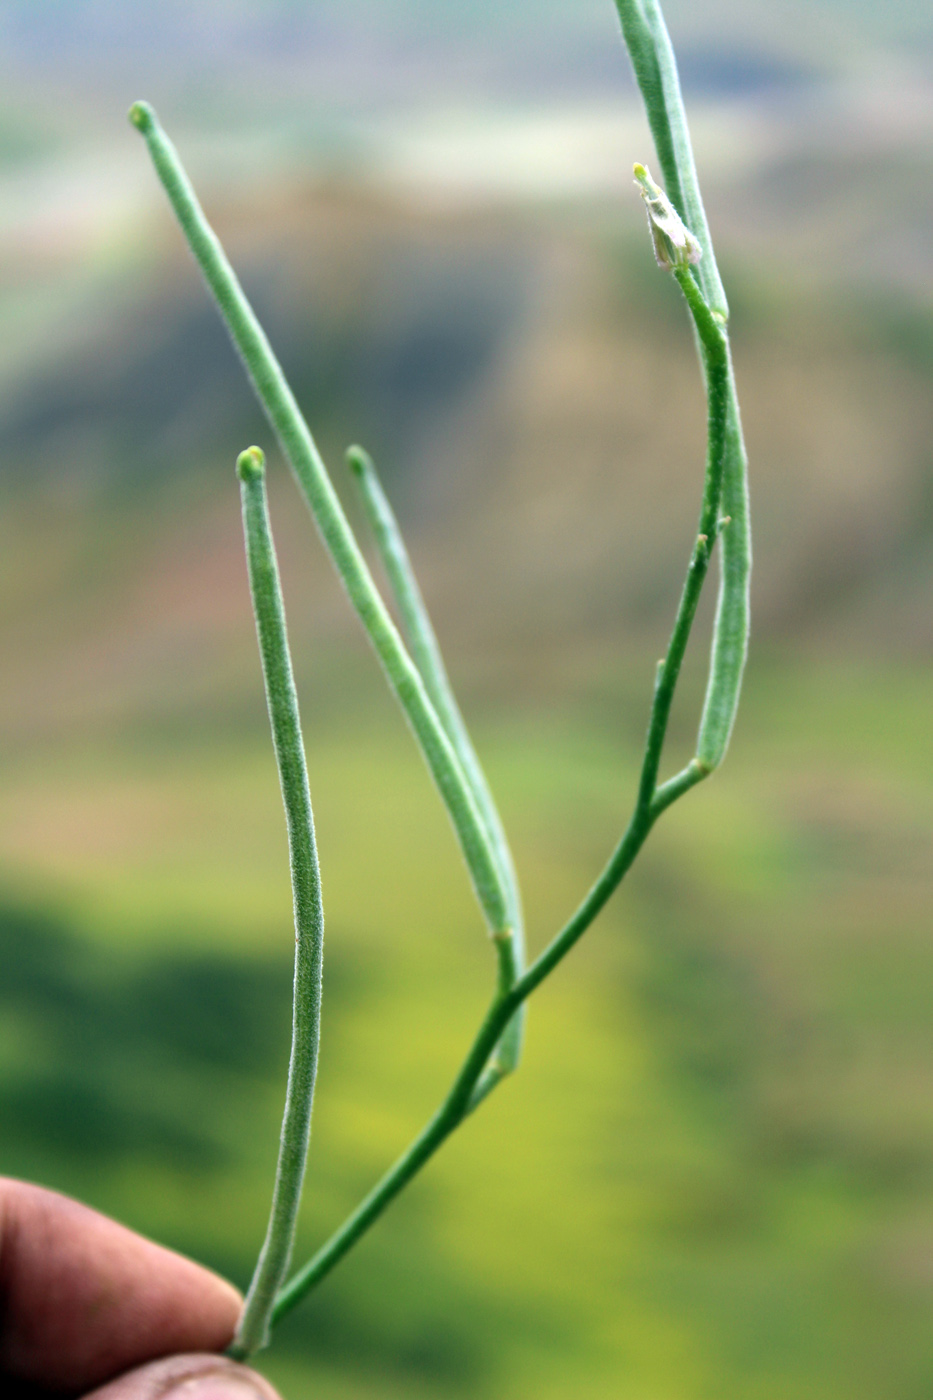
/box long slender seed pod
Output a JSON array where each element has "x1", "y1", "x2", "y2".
[
  {"x1": 229, "y1": 447, "x2": 323, "y2": 1358},
  {"x1": 346, "y1": 445, "x2": 525, "y2": 1071},
  {"x1": 345, "y1": 446, "x2": 520, "y2": 925},
  {"x1": 128, "y1": 100, "x2": 510, "y2": 940},
  {"x1": 696, "y1": 379, "x2": 751, "y2": 769}
]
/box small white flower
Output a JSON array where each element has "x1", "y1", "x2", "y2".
[{"x1": 633, "y1": 163, "x2": 702, "y2": 271}]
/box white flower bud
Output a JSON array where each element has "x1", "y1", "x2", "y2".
[{"x1": 633, "y1": 163, "x2": 702, "y2": 272}]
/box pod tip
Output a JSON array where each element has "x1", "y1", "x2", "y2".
[
  {"x1": 128, "y1": 101, "x2": 155, "y2": 134},
  {"x1": 345, "y1": 444, "x2": 373, "y2": 477},
  {"x1": 236, "y1": 446, "x2": 266, "y2": 483}
]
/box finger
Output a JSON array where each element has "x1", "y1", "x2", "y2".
[
  {"x1": 0, "y1": 1179, "x2": 242, "y2": 1393},
  {"x1": 83, "y1": 1355, "x2": 281, "y2": 1400}
]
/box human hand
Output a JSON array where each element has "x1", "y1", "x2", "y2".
[{"x1": 0, "y1": 1178, "x2": 281, "y2": 1399}]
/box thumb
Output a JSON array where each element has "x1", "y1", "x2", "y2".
[{"x1": 83, "y1": 1354, "x2": 282, "y2": 1400}]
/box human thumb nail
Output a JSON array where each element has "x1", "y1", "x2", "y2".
[
  {"x1": 162, "y1": 1378, "x2": 272, "y2": 1399},
  {"x1": 84, "y1": 1355, "x2": 281, "y2": 1400},
  {"x1": 161, "y1": 1372, "x2": 274, "y2": 1399}
]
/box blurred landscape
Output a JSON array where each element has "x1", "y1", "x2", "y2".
[{"x1": 1, "y1": 2, "x2": 932, "y2": 1397}]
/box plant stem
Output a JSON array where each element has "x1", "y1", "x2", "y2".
[
  {"x1": 228, "y1": 448, "x2": 324, "y2": 1358},
  {"x1": 271, "y1": 985, "x2": 515, "y2": 1323},
  {"x1": 346, "y1": 445, "x2": 525, "y2": 1072},
  {"x1": 272, "y1": 262, "x2": 733, "y2": 1326},
  {"x1": 615, "y1": 0, "x2": 751, "y2": 769},
  {"x1": 635, "y1": 267, "x2": 728, "y2": 810},
  {"x1": 271, "y1": 733, "x2": 688, "y2": 1321},
  {"x1": 132, "y1": 0, "x2": 754, "y2": 1336},
  {"x1": 128, "y1": 101, "x2": 511, "y2": 943}
]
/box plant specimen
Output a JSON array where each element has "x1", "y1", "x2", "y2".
[{"x1": 127, "y1": 0, "x2": 750, "y2": 1363}]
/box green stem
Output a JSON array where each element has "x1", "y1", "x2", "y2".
[
  {"x1": 272, "y1": 778, "x2": 662, "y2": 1322},
  {"x1": 228, "y1": 448, "x2": 324, "y2": 1358},
  {"x1": 137, "y1": 0, "x2": 753, "y2": 1337},
  {"x1": 635, "y1": 267, "x2": 728, "y2": 812},
  {"x1": 272, "y1": 265, "x2": 733, "y2": 1326},
  {"x1": 128, "y1": 101, "x2": 510, "y2": 941},
  {"x1": 346, "y1": 445, "x2": 525, "y2": 1072},
  {"x1": 271, "y1": 984, "x2": 514, "y2": 1323},
  {"x1": 615, "y1": 0, "x2": 751, "y2": 769}
]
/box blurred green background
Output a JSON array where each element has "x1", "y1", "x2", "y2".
[{"x1": 1, "y1": 2, "x2": 932, "y2": 1396}]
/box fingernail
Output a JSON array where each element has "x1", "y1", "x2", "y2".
[{"x1": 162, "y1": 1370, "x2": 275, "y2": 1400}]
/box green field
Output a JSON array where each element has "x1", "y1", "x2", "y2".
[{"x1": 2, "y1": 647, "x2": 932, "y2": 1399}]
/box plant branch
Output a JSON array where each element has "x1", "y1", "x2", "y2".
[
  {"x1": 272, "y1": 259, "x2": 734, "y2": 1326},
  {"x1": 271, "y1": 718, "x2": 696, "y2": 1322},
  {"x1": 131, "y1": 0, "x2": 753, "y2": 1339},
  {"x1": 228, "y1": 448, "x2": 324, "y2": 1358},
  {"x1": 615, "y1": 0, "x2": 751, "y2": 768}
]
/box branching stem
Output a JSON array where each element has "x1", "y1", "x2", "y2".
[
  {"x1": 272, "y1": 256, "x2": 736, "y2": 1331},
  {"x1": 130, "y1": 0, "x2": 752, "y2": 1354},
  {"x1": 615, "y1": 0, "x2": 751, "y2": 766}
]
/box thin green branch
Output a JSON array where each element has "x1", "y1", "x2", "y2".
[
  {"x1": 271, "y1": 982, "x2": 514, "y2": 1323},
  {"x1": 272, "y1": 777, "x2": 660, "y2": 1321},
  {"x1": 270, "y1": 739, "x2": 668, "y2": 1325},
  {"x1": 269, "y1": 0, "x2": 751, "y2": 1323},
  {"x1": 132, "y1": 0, "x2": 752, "y2": 1340},
  {"x1": 615, "y1": 0, "x2": 752, "y2": 770},
  {"x1": 273, "y1": 260, "x2": 734, "y2": 1326},
  {"x1": 346, "y1": 444, "x2": 525, "y2": 1072},
  {"x1": 128, "y1": 101, "x2": 511, "y2": 942},
  {"x1": 228, "y1": 447, "x2": 324, "y2": 1359},
  {"x1": 635, "y1": 265, "x2": 728, "y2": 812},
  {"x1": 650, "y1": 758, "x2": 708, "y2": 819}
]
